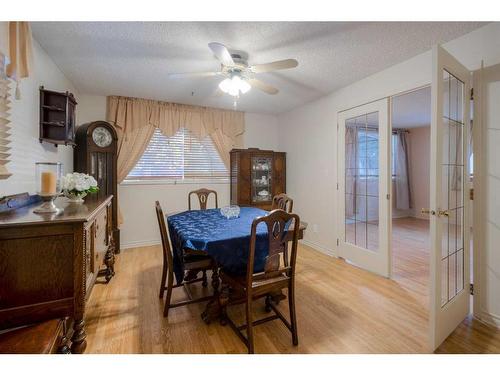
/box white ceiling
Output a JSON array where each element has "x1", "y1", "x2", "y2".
[
  {"x1": 392, "y1": 86, "x2": 431, "y2": 129},
  {"x1": 31, "y1": 22, "x2": 485, "y2": 114}
]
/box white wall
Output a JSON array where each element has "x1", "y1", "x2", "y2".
[
  {"x1": 76, "y1": 94, "x2": 280, "y2": 248},
  {"x1": 277, "y1": 22, "x2": 500, "y2": 255},
  {"x1": 474, "y1": 69, "x2": 500, "y2": 328},
  {"x1": 77, "y1": 94, "x2": 106, "y2": 124},
  {"x1": 0, "y1": 36, "x2": 78, "y2": 196}
]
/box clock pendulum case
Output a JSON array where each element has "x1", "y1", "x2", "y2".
[{"x1": 75, "y1": 121, "x2": 120, "y2": 255}]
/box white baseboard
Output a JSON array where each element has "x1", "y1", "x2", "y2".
[
  {"x1": 300, "y1": 239, "x2": 337, "y2": 257},
  {"x1": 121, "y1": 239, "x2": 161, "y2": 250},
  {"x1": 121, "y1": 238, "x2": 338, "y2": 258},
  {"x1": 476, "y1": 310, "x2": 500, "y2": 329}
]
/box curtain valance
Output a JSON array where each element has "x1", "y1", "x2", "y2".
[
  {"x1": 106, "y1": 96, "x2": 245, "y2": 142},
  {"x1": 106, "y1": 95, "x2": 245, "y2": 183}
]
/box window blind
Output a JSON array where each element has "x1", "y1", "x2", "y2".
[
  {"x1": 0, "y1": 54, "x2": 12, "y2": 180},
  {"x1": 126, "y1": 128, "x2": 228, "y2": 181}
]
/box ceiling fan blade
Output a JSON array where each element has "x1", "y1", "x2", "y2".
[
  {"x1": 168, "y1": 72, "x2": 219, "y2": 79},
  {"x1": 248, "y1": 79, "x2": 279, "y2": 95},
  {"x1": 208, "y1": 42, "x2": 235, "y2": 67},
  {"x1": 250, "y1": 59, "x2": 298, "y2": 74}
]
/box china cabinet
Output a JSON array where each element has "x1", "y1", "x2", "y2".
[{"x1": 230, "y1": 148, "x2": 286, "y2": 210}]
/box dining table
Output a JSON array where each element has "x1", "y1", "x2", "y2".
[{"x1": 166, "y1": 207, "x2": 307, "y2": 323}]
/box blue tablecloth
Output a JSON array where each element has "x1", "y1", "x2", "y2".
[{"x1": 167, "y1": 207, "x2": 270, "y2": 283}]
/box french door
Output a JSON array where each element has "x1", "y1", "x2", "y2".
[
  {"x1": 337, "y1": 99, "x2": 391, "y2": 277},
  {"x1": 429, "y1": 45, "x2": 471, "y2": 350}
]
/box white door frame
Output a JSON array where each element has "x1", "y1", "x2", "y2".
[
  {"x1": 472, "y1": 62, "x2": 500, "y2": 328},
  {"x1": 337, "y1": 98, "x2": 391, "y2": 278}
]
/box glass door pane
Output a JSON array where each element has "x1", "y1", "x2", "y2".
[
  {"x1": 440, "y1": 69, "x2": 465, "y2": 307},
  {"x1": 251, "y1": 156, "x2": 272, "y2": 203},
  {"x1": 345, "y1": 111, "x2": 380, "y2": 252}
]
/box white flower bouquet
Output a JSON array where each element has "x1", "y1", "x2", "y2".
[{"x1": 61, "y1": 172, "x2": 99, "y2": 203}]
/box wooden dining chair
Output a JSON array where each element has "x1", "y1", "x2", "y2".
[
  {"x1": 155, "y1": 201, "x2": 219, "y2": 317},
  {"x1": 219, "y1": 209, "x2": 300, "y2": 354},
  {"x1": 188, "y1": 188, "x2": 218, "y2": 210},
  {"x1": 271, "y1": 193, "x2": 293, "y2": 213}
]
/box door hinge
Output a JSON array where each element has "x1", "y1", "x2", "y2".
[
  {"x1": 337, "y1": 238, "x2": 340, "y2": 246},
  {"x1": 470, "y1": 188, "x2": 474, "y2": 201},
  {"x1": 336, "y1": 183, "x2": 339, "y2": 190},
  {"x1": 386, "y1": 194, "x2": 390, "y2": 200},
  {"x1": 470, "y1": 283, "x2": 474, "y2": 295},
  {"x1": 470, "y1": 88, "x2": 474, "y2": 101}
]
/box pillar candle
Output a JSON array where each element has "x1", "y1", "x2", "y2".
[{"x1": 40, "y1": 171, "x2": 57, "y2": 195}]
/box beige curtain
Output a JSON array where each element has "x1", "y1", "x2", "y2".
[
  {"x1": 106, "y1": 96, "x2": 245, "y2": 183},
  {"x1": 345, "y1": 126, "x2": 358, "y2": 218},
  {"x1": 0, "y1": 22, "x2": 33, "y2": 99},
  {"x1": 394, "y1": 130, "x2": 412, "y2": 209}
]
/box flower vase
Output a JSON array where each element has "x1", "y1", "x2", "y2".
[{"x1": 64, "y1": 191, "x2": 88, "y2": 203}]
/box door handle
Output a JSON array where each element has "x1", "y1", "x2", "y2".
[
  {"x1": 437, "y1": 210, "x2": 450, "y2": 217},
  {"x1": 421, "y1": 208, "x2": 436, "y2": 216}
]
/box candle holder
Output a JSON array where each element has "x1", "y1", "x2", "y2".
[{"x1": 33, "y1": 162, "x2": 63, "y2": 214}]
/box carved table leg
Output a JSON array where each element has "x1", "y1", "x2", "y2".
[
  {"x1": 201, "y1": 281, "x2": 229, "y2": 324},
  {"x1": 104, "y1": 245, "x2": 116, "y2": 283},
  {"x1": 184, "y1": 269, "x2": 200, "y2": 282},
  {"x1": 201, "y1": 265, "x2": 221, "y2": 324},
  {"x1": 211, "y1": 266, "x2": 220, "y2": 293},
  {"x1": 218, "y1": 283, "x2": 230, "y2": 326},
  {"x1": 57, "y1": 319, "x2": 71, "y2": 354},
  {"x1": 71, "y1": 319, "x2": 87, "y2": 354}
]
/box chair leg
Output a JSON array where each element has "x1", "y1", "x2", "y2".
[
  {"x1": 246, "y1": 297, "x2": 254, "y2": 354},
  {"x1": 288, "y1": 285, "x2": 298, "y2": 346},
  {"x1": 164, "y1": 272, "x2": 174, "y2": 317},
  {"x1": 159, "y1": 263, "x2": 167, "y2": 299},
  {"x1": 202, "y1": 270, "x2": 208, "y2": 287}
]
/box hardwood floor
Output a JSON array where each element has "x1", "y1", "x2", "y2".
[
  {"x1": 83, "y1": 218, "x2": 500, "y2": 353},
  {"x1": 391, "y1": 217, "x2": 430, "y2": 307}
]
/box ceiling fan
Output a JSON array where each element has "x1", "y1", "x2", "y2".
[{"x1": 168, "y1": 42, "x2": 299, "y2": 97}]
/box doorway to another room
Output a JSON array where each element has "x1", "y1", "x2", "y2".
[{"x1": 390, "y1": 87, "x2": 431, "y2": 306}]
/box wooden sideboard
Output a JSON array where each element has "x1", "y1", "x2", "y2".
[{"x1": 0, "y1": 195, "x2": 115, "y2": 353}]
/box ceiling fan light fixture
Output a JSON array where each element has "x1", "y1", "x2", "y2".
[
  {"x1": 218, "y1": 75, "x2": 251, "y2": 97},
  {"x1": 239, "y1": 78, "x2": 251, "y2": 94}
]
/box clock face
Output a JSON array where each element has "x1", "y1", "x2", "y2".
[{"x1": 92, "y1": 126, "x2": 113, "y2": 148}]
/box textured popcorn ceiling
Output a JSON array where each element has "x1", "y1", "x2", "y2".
[{"x1": 32, "y1": 22, "x2": 485, "y2": 114}]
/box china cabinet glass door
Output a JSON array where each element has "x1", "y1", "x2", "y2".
[{"x1": 251, "y1": 156, "x2": 273, "y2": 203}]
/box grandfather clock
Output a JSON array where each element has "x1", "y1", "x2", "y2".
[{"x1": 75, "y1": 121, "x2": 120, "y2": 253}]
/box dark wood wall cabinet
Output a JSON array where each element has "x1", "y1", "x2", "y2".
[
  {"x1": 230, "y1": 148, "x2": 286, "y2": 210},
  {"x1": 39, "y1": 86, "x2": 77, "y2": 147},
  {"x1": 0, "y1": 195, "x2": 115, "y2": 353},
  {"x1": 74, "y1": 121, "x2": 120, "y2": 253}
]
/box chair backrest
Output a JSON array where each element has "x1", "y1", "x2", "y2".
[
  {"x1": 247, "y1": 209, "x2": 300, "y2": 290},
  {"x1": 188, "y1": 188, "x2": 218, "y2": 210},
  {"x1": 271, "y1": 193, "x2": 294, "y2": 213},
  {"x1": 155, "y1": 201, "x2": 174, "y2": 273}
]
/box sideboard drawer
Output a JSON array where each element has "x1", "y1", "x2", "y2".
[{"x1": 95, "y1": 209, "x2": 107, "y2": 240}]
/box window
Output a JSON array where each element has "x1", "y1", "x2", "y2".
[
  {"x1": 126, "y1": 128, "x2": 228, "y2": 181},
  {"x1": 356, "y1": 131, "x2": 397, "y2": 177}
]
